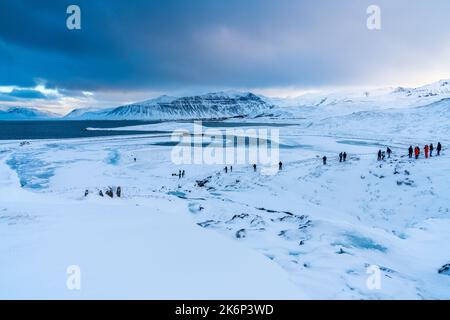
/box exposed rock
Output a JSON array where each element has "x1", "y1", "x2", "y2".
[
  {"x1": 438, "y1": 263, "x2": 450, "y2": 275},
  {"x1": 196, "y1": 176, "x2": 212, "y2": 187},
  {"x1": 236, "y1": 229, "x2": 247, "y2": 239}
]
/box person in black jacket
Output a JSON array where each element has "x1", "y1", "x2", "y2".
[
  {"x1": 437, "y1": 142, "x2": 442, "y2": 156},
  {"x1": 408, "y1": 146, "x2": 413, "y2": 158}
]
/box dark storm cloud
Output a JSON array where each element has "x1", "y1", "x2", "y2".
[
  {"x1": 0, "y1": 88, "x2": 54, "y2": 102},
  {"x1": 8, "y1": 88, "x2": 48, "y2": 99},
  {"x1": 1, "y1": 0, "x2": 450, "y2": 92}
]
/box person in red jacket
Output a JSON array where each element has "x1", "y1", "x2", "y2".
[
  {"x1": 414, "y1": 146, "x2": 420, "y2": 159},
  {"x1": 424, "y1": 145, "x2": 429, "y2": 159}
]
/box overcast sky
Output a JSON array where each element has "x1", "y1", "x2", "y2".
[{"x1": 1, "y1": 0, "x2": 450, "y2": 113}]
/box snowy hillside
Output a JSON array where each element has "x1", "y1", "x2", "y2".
[
  {"x1": 277, "y1": 79, "x2": 450, "y2": 110},
  {"x1": 65, "y1": 92, "x2": 275, "y2": 120},
  {"x1": 0, "y1": 107, "x2": 57, "y2": 120},
  {"x1": 300, "y1": 98, "x2": 450, "y2": 142},
  {"x1": 0, "y1": 157, "x2": 303, "y2": 299}
]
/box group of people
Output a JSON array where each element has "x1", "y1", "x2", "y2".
[
  {"x1": 377, "y1": 142, "x2": 442, "y2": 161},
  {"x1": 377, "y1": 147, "x2": 392, "y2": 161},
  {"x1": 171, "y1": 170, "x2": 186, "y2": 178},
  {"x1": 408, "y1": 142, "x2": 442, "y2": 159},
  {"x1": 322, "y1": 152, "x2": 348, "y2": 165},
  {"x1": 224, "y1": 166, "x2": 233, "y2": 173},
  {"x1": 322, "y1": 141, "x2": 444, "y2": 166},
  {"x1": 170, "y1": 142, "x2": 443, "y2": 177}
]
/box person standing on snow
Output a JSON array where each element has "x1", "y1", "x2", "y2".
[
  {"x1": 322, "y1": 156, "x2": 327, "y2": 165},
  {"x1": 424, "y1": 145, "x2": 429, "y2": 159},
  {"x1": 343, "y1": 152, "x2": 347, "y2": 162},
  {"x1": 279, "y1": 161, "x2": 283, "y2": 170},
  {"x1": 339, "y1": 152, "x2": 343, "y2": 162},
  {"x1": 414, "y1": 146, "x2": 420, "y2": 159},
  {"x1": 430, "y1": 143, "x2": 434, "y2": 157},
  {"x1": 387, "y1": 147, "x2": 392, "y2": 158},
  {"x1": 377, "y1": 150, "x2": 382, "y2": 161},
  {"x1": 437, "y1": 142, "x2": 442, "y2": 156},
  {"x1": 408, "y1": 146, "x2": 413, "y2": 158},
  {"x1": 253, "y1": 164, "x2": 257, "y2": 172}
]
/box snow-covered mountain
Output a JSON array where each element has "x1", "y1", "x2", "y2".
[
  {"x1": 5, "y1": 79, "x2": 450, "y2": 121},
  {"x1": 301, "y1": 97, "x2": 450, "y2": 142},
  {"x1": 0, "y1": 107, "x2": 57, "y2": 120},
  {"x1": 277, "y1": 79, "x2": 450, "y2": 110},
  {"x1": 394, "y1": 79, "x2": 450, "y2": 98},
  {"x1": 65, "y1": 92, "x2": 275, "y2": 120}
]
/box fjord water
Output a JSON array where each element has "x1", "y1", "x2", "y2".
[
  {"x1": 0, "y1": 120, "x2": 164, "y2": 140},
  {"x1": 0, "y1": 120, "x2": 293, "y2": 140}
]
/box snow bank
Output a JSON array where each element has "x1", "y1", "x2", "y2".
[{"x1": 0, "y1": 159, "x2": 304, "y2": 299}]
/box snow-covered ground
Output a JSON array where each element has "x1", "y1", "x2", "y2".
[
  {"x1": 1, "y1": 101, "x2": 449, "y2": 299},
  {"x1": 0, "y1": 137, "x2": 302, "y2": 299}
]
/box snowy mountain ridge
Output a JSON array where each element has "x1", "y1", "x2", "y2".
[
  {"x1": 0, "y1": 106, "x2": 58, "y2": 120},
  {"x1": 274, "y1": 79, "x2": 450, "y2": 109},
  {"x1": 4, "y1": 79, "x2": 450, "y2": 121},
  {"x1": 63, "y1": 80, "x2": 450, "y2": 121},
  {"x1": 65, "y1": 92, "x2": 275, "y2": 120}
]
